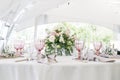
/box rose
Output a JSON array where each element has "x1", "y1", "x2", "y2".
[
  {"x1": 50, "y1": 31, "x2": 56, "y2": 36},
  {"x1": 49, "y1": 35, "x2": 55, "y2": 42}
]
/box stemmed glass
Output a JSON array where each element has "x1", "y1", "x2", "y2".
[
  {"x1": 35, "y1": 39, "x2": 45, "y2": 62},
  {"x1": 93, "y1": 41, "x2": 102, "y2": 56},
  {"x1": 24, "y1": 43, "x2": 34, "y2": 61},
  {"x1": 75, "y1": 39, "x2": 85, "y2": 60},
  {"x1": 14, "y1": 40, "x2": 24, "y2": 56}
]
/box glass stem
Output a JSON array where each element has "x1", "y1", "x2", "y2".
[
  {"x1": 78, "y1": 51, "x2": 81, "y2": 60},
  {"x1": 16, "y1": 49, "x2": 18, "y2": 54},
  {"x1": 96, "y1": 50, "x2": 100, "y2": 56},
  {"x1": 38, "y1": 51, "x2": 41, "y2": 54},
  {"x1": 37, "y1": 51, "x2": 41, "y2": 60},
  {"x1": 20, "y1": 49, "x2": 22, "y2": 55},
  {"x1": 55, "y1": 47, "x2": 57, "y2": 55}
]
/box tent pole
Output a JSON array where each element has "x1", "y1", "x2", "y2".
[{"x1": 34, "y1": 14, "x2": 48, "y2": 42}]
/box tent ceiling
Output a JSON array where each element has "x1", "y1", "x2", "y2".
[
  {"x1": 0, "y1": 0, "x2": 67, "y2": 30},
  {"x1": 44, "y1": 0, "x2": 120, "y2": 29},
  {"x1": 0, "y1": 0, "x2": 13, "y2": 17},
  {"x1": 0, "y1": 0, "x2": 120, "y2": 30}
]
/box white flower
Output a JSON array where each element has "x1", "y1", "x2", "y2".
[
  {"x1": 65, "y1": 28, "x2": 70, "y2": 36},
  {"x1": 59, "y1": 35, "x2": 65, "y2": 43},
  {"x1": 49, "y1": 35, "x2": 55, "y2": 42}
]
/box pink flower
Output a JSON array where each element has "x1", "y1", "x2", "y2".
[
  {"x1": 49, "y1": 35, "x2": 55, "y2": 42},
  {"x1": 50, "y1": 31, "x2": 56, "y2": 36}
]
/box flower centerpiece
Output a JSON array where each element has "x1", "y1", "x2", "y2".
[{"x1": 45, "y1": 24, "x2": 75, "y2": 56}]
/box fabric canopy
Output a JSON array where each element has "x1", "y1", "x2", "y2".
[{"x1": 0, "y1": 0, "x2": 120, "y2": 31}]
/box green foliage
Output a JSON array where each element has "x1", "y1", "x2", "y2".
[{"x1": 66, "y1": 23, "x2": 113, "y2": 45}]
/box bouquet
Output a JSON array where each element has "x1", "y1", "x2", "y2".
[{"x1": 45, "y1": 25, "x2": 75, "y2": 56}]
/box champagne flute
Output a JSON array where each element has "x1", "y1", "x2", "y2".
[
  {"x1": 93, "y1": 41, "x2": 102, "y2": 56},
  {"x1": 75, "y1": 39, "x2": 85, "y2": 60}
]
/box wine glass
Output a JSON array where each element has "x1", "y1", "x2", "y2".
[
  {"x1": 19, "y1": 41, "x2": 24, "y2": 54},
  {"x1": 14, "y1": 43, "x2": 19, "y2": 55},
  {"x1": 93, "y1": 41, "x2": 102, "y2": 56},
  {"x1": 35, "y1": 40, "x2": 45, "y2": 54},
  {"x1": 35, "y1": 39, "x2": 45, "y2": 62},
  {"x1": 14, "y1": 40, "x2": 24, "y2": 56},
  {"x1": 75, "y1": 39, "x2": 85, "y2": 60}
]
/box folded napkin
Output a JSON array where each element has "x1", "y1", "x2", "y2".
[
  {"x1": 99, "y1": 54, "x2": 109, "y2": 58},
  {"x1": 95, "y1": 56, "x2": 115, "y2": 63},
  {"x1": 108, "y1": 55, "x2": 120, "y2": 59},
  {"x1": 15, "y1": 58, "x2": 28, "y2": 62}
]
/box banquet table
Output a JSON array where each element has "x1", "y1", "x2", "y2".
[{"x1": 0, "y1": 56, "x2": 120, "y2": 80}]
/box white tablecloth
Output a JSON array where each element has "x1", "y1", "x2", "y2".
[{"x1": 0, "y1": 56, "x2": 120, "y2": 80}]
